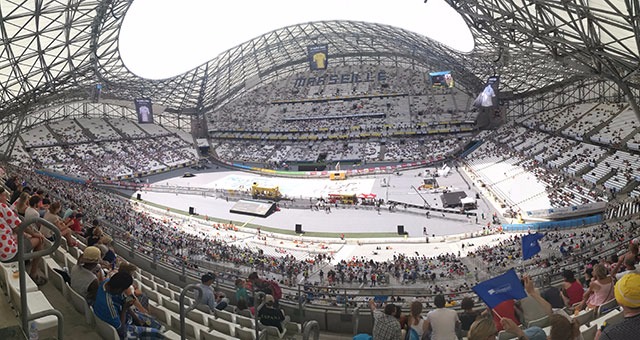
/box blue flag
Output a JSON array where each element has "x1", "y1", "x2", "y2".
[
  {"x1": 522, "y1": 233, "x2": 544, "y2": 260},
  {"x1": 472, "y1": 269, "x2": 527, "y2": 309}
]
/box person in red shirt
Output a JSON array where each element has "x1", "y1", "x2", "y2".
[
  {"x1": 70, "y1": 213, "x2": 84, "y2": 234},
  {"x1": 561, "y1": 270, "x2": 584, "y2": 307}
]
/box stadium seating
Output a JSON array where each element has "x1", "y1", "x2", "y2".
[{"x1": 19, "y1": 118, "x2": 199, "y2": 180}]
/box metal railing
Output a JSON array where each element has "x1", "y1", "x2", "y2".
[
  {"x1": 178, "y1": 284, "x2": 203, "y2": 340},
  {"x1": 302, "y1": 320, "x2": 320, "y2": 340},
  {"x1": 0, "y1": 217, "x2": 64, "y2": 339}
]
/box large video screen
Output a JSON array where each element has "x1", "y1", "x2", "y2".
[
  {"x1": 474, "y1": 75, "x2": 500, "y2": 108},
  {"x1": 134, "y1": 98, "x2": 153, "y2": 124},
  {"x1": 429, "y1": 71, "x2": 454, "y2": 88}
]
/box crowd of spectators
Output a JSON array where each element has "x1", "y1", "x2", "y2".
[
  {"x1": 1, "y1": 156, "x2": 640, "y2": 339},
  {"x1": 17, "y1": 119, "x2": 198, "y2": 180},
  {"x1": 208, "y1": 64, "x2": 477, "y2": 167}
]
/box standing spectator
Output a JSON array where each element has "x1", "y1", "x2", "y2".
[
  {"x1": 195, "y1": 273, "x2": 227, "y2": 312},
  {"x1": 598, "y1": 273, "x2": 640, "y2": 339},
  {"x1": 425, "y1": 294, "x2": 460, "y2": 340},
  {"x1": 368, "y1": 299, "x2": 401, "y2": 340}
]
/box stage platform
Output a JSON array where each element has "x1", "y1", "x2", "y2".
[{"x1": 128, "y1": 166, "x2": 500, "y2": 237}]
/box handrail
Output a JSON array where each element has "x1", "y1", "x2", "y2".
[
  {"x1": 9, "y1": 217, "x2": 63, "y2": 339},
  {"x1": 178, "y1": 283, "x2": 203, "y2": 340},
  {"x1": 352, "y1": 307, "x2": 360, "y2": 335},
  {"x1": 302, "y1": 320, "x2": 320, "y2": 340}
]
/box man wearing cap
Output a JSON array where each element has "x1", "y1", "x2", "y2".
[
  {"x1": 598, "y1": 273, "x2": 640, "y2": 339},
  {"x1": 258, "y1": 294, "x2": 287, "y2": 332},
  {"x1": 70, "y1": 246, "x2": 103, "y2": 305},
  {"x1": 195, "y1": 273, "x2": 228, "y2": 312}
]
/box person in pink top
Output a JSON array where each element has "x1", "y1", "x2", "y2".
[
  {"x1": 578, "y1": 263, "x2": 614, "y2": 311},
  {"x1": 561, "y1": 270, "x2": 584, "y2": 307}
]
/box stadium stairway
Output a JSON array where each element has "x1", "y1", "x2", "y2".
[
  {"x1": 103, "y1": 119, "x2": 130, "y2": 139},
  {"x1": 581, "y1": 108, "x2": 622, "y2": 142},
  {"x1": 73, "y1": 118, "x2": 98, "y2": 141},
  {"x1": 555, "y1": 104, "x2": 598, "y2": 134},
  {"x1": 44, "y1": 124, "x2": 65, "y2": 144}
]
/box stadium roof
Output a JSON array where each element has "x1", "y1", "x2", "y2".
[{"x1": 0, "y1": 0, "x2": 638, "y2": 124}]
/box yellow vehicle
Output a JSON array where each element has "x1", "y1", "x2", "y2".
[
  {"x1": 419, "y1": 177, "x2": 439, "y2": 190},
  {"x1": 329, "y1": 171, "x2": 346, "y2": 180},
  {"x1": 251, "y1": 183, "x2": 282, "y2": 200}
]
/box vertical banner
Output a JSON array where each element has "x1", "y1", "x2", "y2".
[
  {"x1": 307, "y1": 44, "x2": 328, "y2": 71},
  {"x1": 134, "y1": 98, "x2": 154, "y2": 124}
]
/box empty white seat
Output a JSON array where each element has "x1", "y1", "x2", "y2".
[{"x1": 21, "y1": 291, "x2": 58, "y2": 333}]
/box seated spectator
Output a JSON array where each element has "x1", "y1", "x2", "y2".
[
  {"x1": 258, "y1": 294, "x2": 287, "y2": 332},
  {"x1": 215, "y1": 292, "x2": 229, "y2": 311},
  {"x1": 9, "y1": 185, "x2": 26, "y2": 207},
  {"x1": 578, "y1": 263, "x2": 614, "y2": 312},
  {"x1": 117, "y1": 262, "x2": 149, "y2": 314},
  {"x1": 0, "y1": 187, "x2": 10, "y2": 205},
  {"x1": 42, "y1": 201, "x2": 77, "y2": 247},
  {"x1": 235, "y1": 278, "x2": 251, "y2": 306},
  {"x1": 459, "y1": 297, "x2": 480, "y2": 336},
  {"x1": 70, "y1": 246, "x2": 103, "y2": 305},
  {"x1": 469, "y1": 316, "x2": 547, "y2": 340},
  {"x1": 561, "y1": 270, "x2": 584, "y2": 307},
  {"x1": 611, "y1": 241, "x2": 639, "y2": 278},
  {"x1": 1, "y1": 200, "x2": 47, "y2": 285},
  {"x1": 407, "y1": 300, "x2": 428, "y2": 339},
  {"x1": 96, "y1": 236, "x2": 117, "y2": 266},
  {"x1": 368, "y1": 299, "x2": 401, "y2": 340},
  {"x1": 467, "y1": 315, "x2": 497, "y2": 340},
  {"x1": 425, "y1": 294, "x2": 460, "y2": 339},
  {"x1": 93, "y1": 271, "x2": 163, "y2": 339},
  {"x1": 87, "y1": 226, "x2": 103, "y2": 246},
  {"x1": 84, "y1": 219, "x2": 100, "y2": 239},
  {"x1": 614, "y1": 257, "x2": 640, "y2": 281},
  {"x1": 598, "y1": 273, "x2": 640, "y2": 339},
  {"x1": 69, "y1": 213, "x2": 84, "y2": 234},
  {"x1": 235, "y1": 298, "x2": 252, "y2": 317},
  {"x1": 540, "y1": 287, "x2": 566, "y2": 310},
  {"x1": 521, "y1": 275, "x2": 581, "y2": 339}
]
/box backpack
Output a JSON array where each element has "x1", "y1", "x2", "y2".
[{"x1": 406, "y1": 328, "x2": 420, "y2": 340}]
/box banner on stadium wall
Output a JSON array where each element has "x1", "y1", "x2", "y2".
[
  {"x1": 307, "y1": 44, "x2": 328, "y2": 70},
  {"x1": 525, "y1": 201, "x2": 606, "y2": 219}
]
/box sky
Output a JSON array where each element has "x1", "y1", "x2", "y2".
[{"x1": 118, "y1": 0, "x2": 474, "y2": 80}]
